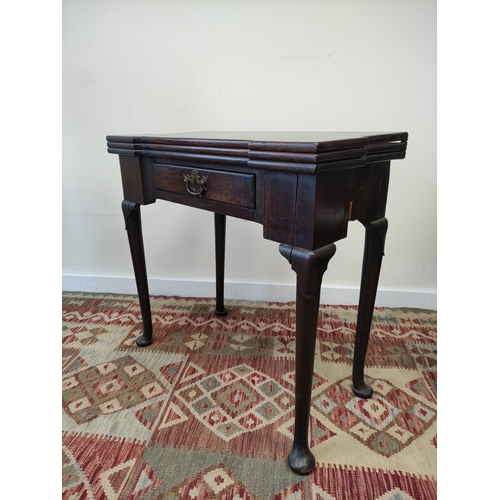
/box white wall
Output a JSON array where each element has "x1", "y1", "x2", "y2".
[{"x1": 62, "y1": 0, "x2": 436, "y2": 308}]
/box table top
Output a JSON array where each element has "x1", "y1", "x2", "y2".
[{"x1": 107, "y1": 131, "x2": 408, "y2": 173}]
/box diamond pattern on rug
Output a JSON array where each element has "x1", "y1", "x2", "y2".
[
  {"x1": 62, "y1": 293, "x2": 437, "y2": 499},
  {"x1": 312, "y1": 376, "x2": 436, "y2": 457},
  {"x1": 63, "y1": 323, "x2": 133, "y2": 349},
  {"x1": 318, "y1": 336, "x2": 437, "y2": 371},
  {"x1": 175, "y1": 363, "x2": 294, "y2": 442},
  {"x1": 63, "y1": 355, "x2": 165, "y2": 424},
  {"x1": 162, "y1": 463, "x2": 260, "y2": 499},
  {"x1": 150, "y1": 356, "x2": 297, "y2": 460}
]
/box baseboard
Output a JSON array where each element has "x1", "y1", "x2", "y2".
[{"x1": 62, "y1": 274, "x2": 437, "y2": 310}]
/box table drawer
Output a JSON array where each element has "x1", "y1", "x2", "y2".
[{"x1": 154, "y1": 164, "x2": 255, "y2": 209}]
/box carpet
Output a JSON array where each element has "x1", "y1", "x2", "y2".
[{"x1": 62, "y1": 292, "x2": 437, "y2": 499}]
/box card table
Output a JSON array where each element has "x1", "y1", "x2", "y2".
[{"x1": 106, "y1": 131, "x2": 408, "y2": 474}]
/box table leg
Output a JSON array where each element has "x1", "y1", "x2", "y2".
[
  {"x1": 352, "y1": 217, "x2": 388, "y2": 398},
  {"x1": 279, "y1": 243, "x2": 337, "y2": 475},
  {"x1": 122, "y1": 201, "x2": 153, "y2": 346},
  {"x1": 214, "y1": 213, "x2": 228, "y2": 316}
]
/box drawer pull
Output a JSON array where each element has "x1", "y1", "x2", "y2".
[{"x1": 183, "y1": 169, "x2": 208, "y2": 197}]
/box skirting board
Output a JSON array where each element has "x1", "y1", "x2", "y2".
[{"x1": 62, "y1": 274, "x2": 437, "y2": 311}]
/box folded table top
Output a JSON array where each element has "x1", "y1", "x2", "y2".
[{"x1": 106, "y1": 131, "x2": 408, "y2": 173}]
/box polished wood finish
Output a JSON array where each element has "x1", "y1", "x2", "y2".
[
  {"x1": 121, "y1": 201, "x2": 153, "y2": 347},
  {"x1": 108, "y1": 131, "x2": 408, "y2": 474},
  {"x1": 352, "y1": 217, "x2": 389, "y2": 398},
  {"x1": 154, "y1": 164, "x2": 256, "y2": 208},
  {"x1": 279, "y1": 243, "x2": 337, "y2": 474}
]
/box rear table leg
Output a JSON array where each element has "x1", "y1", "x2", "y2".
[
  {"x1": 214, "y1": 213, "x2": 228, "y2": 316},
  {"x1": 352, "y1": 217, "x2": 388, "y2": 398}
]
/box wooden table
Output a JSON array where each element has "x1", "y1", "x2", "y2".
[{"x1": 106, "y1": 131, "x2": 408, "y2": 474}]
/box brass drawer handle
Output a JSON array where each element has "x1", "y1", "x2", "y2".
[{"x1": 183, "y1": 169, "x2": 208, "y2": 197}]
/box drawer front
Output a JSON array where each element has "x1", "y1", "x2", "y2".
[{"x1": 154, "y1": 164, "x2": 255, "y2": 209}]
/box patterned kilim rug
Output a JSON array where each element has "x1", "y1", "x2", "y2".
[{"x1": 62, "y1": 292, "x2": 437, "y2": 500}]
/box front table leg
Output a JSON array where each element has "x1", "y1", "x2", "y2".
[
  {"x1": 279, "y1": 243, "x2": 337, "y2": 475},
  {"x1": 122, "y1": 201, "x2": 153, "y2": 346},
  {"x1": 352, "y1": 217, "x2": 388, "y2": 398}
]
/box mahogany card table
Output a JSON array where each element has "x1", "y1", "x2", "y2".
[{"x1": 106, "y1": 131, "x2": 408, "y2": 474}]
